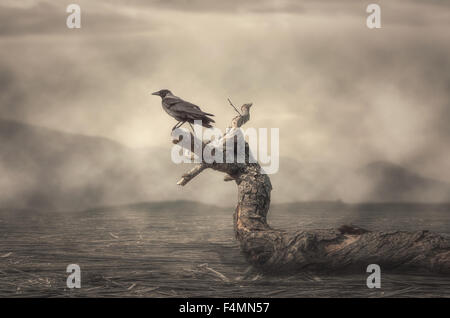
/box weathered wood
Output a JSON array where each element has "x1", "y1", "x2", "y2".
[{"x1": 172, "y1": 104, "x2": 450, "y2": 274}]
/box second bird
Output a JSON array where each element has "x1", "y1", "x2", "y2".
[{"x1": 152, "y1": 89, "x2": 215, "y2": 131}]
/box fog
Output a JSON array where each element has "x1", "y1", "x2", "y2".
[{"x1": 1, "y1": 0, "x2": 450, "y2": 209}]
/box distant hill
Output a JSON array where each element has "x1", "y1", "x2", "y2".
[
  {"x1": 271, "y1": 159, "x2": 450, "y2": 203},
  {"x1": 271, "y1": 201, "x2": 450, "y2": 214},
  {"x1": 82, "y1": 200, "x2": 229, "y2": 214},
  {"x1": 353, "y1": 161, "x2": 450, "y2": 202},
  {"x1": 0, "y1": 118, "x2": 185, "y2": 210},
  {"x1": 1, "y1": 118, "x2": 449, "y2": 210}
]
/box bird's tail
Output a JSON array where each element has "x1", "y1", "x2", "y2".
[{"x1": 200, "y1": 115, "x2": 215, "y2": 128}]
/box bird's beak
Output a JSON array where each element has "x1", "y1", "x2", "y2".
[{"x1": 151, "y1": 91, "x2": 159, "y2": 96}]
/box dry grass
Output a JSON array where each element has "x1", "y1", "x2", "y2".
[{"x1": 0, "y1": 203, "x2": 449, "y2": 297}]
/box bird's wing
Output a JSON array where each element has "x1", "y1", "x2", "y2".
[
  {"x1": 164, "y1": 97, "x2": 215, "y2": 117},
  {"x1": 164, "y1": 97, "x2": 201, "y2": 111}
]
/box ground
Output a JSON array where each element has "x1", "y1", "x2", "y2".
[{"x1": 0, "y1": 201, "x2": 449, "y2": 297}]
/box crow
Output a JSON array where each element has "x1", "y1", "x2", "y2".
[{"x1": 151, "y1": 89, "x2": 215, "y2": 131}]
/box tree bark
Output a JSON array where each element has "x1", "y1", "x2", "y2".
[{"x1": 171, "y1": 105, "x2": 450, "y2": 274}]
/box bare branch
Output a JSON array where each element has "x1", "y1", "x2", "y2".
[
  {"x1": 223, "y1": 174, "x2": 235, "y2": 182},
  {"x1": 177, "y1": 164, "x2": 209, "y2": 186},
  {"x1": 227, "y1": 98, "x2": 242, "y2": 115}
]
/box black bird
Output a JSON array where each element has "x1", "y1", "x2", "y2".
[{"x1": 152, "y1": 89, "x2": 215, "y2": 131}]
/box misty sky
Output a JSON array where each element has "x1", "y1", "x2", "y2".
[{"x1": 1, "y1": 0, "x2": 450, "y2": 182}]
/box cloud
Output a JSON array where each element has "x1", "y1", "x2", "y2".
[
  {"x1": 0, "y1": 0, "x2": 450, "y2": 206},
  {"x1": 0, "y1": 0, "x2": 161, "y2": 36}
]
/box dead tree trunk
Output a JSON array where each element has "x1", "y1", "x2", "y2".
[{"x1": 171, "y1": 104, "x2": 450, "y2": 274}]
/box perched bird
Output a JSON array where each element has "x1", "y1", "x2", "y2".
[{"x1": 151, "y1": 89, "x2": 215, "y2": 131}]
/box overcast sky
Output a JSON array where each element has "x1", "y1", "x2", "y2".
[{"x1": 1, "y1": 0, "x2": 450, "y2": 181}]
